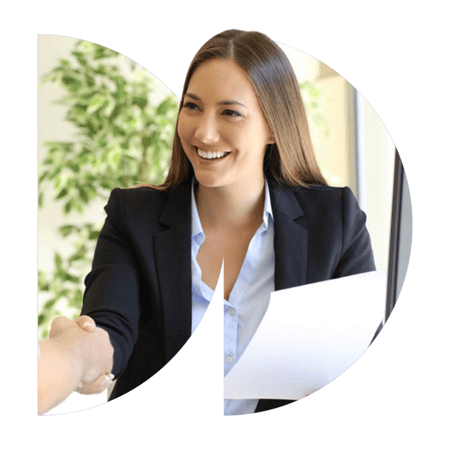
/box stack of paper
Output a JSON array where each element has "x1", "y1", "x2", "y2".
[{"x1": 224, "y1": 270, "x2": 387, "y2": 400}]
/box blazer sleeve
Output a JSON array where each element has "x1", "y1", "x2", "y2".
[
  {"x1": 81, "y1": 188, "x2": 141, "y2": 378},
  {"x1": 332, "y1": 187, "x2": 376, "y2": 278}
]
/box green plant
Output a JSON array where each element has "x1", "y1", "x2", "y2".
[{"x1": 38, "y1": 40, "x2": 178, "y2": 338}]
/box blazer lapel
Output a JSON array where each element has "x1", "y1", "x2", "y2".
[
  {"x1": 269, "y1": 183, "x2": 308, "y2": 291},
  {"x1": 154, "y1": 182, "x2": 192, "y2": 363}
]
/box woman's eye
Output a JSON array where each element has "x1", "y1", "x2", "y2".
[
  {"x1": 183, "y1": 102, "x2": 199, "y2": 110},
  {"x1": 222, "y1": 109, "x2": 242, "y2": 117}
]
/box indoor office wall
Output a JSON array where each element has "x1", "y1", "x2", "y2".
[
  {"x1": 356, "y1": 92, "x2": 396, "y2": 272},
  {"x1": 314, "y1": 66, "x2": 355, "y2": 190},
  {"x1": 285, "y1": 49, "x2": 396, "y2": 271},
  {"x1": 280, "y1": 44, "x2": 352, "y2": 190}
]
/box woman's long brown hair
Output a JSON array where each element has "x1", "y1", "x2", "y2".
[{"x1": 141, "y1": 29, "x2": 327, "y2": 190}]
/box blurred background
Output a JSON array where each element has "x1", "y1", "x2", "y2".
[{"x1": 38, "y1": 35, "x2": 399, "y2": 414}]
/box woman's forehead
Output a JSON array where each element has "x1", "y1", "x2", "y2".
[{"x1": 186, "y1": 59, "x2": 258, "y2": 105}]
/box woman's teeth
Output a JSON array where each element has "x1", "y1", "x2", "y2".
[{"x1": 197, "y1": 148, "x2": 230, "y2": 160}]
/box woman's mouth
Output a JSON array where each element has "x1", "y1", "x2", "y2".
[{"x1": 196, "y1": 147, "x2": 231, "y2": 160}]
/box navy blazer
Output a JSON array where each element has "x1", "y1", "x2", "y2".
[{"x1": 81, "y1": 179, "x2": 376, "y2": 412}]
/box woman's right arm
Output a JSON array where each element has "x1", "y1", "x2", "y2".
[{"x1": 81, "y1": 188, "x2": 141, "y2": 380}]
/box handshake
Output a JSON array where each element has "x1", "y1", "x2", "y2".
[{"x1": 38, "y1": 315, "x2": 114, "y2": 415}]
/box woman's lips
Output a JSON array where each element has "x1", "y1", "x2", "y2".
[{"x1": 196, "y1": 147, "x2": 231, "y2": 160}]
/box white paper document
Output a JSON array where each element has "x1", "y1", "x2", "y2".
[{"x1": 224, "y1": 270, "x2": 387, "y2": 400}]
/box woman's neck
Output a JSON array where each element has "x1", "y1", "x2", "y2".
[{"x1": 195, "y1": 177, "x2": 265, "y2": 231}]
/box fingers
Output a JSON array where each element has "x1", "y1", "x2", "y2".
[
  {"x1": 48, "y1": 317, "x2": 74, "y2": 339},
  {"x1": 48, "y1": 316, "x2": 96, "y2": 340},
  {"x1": 48, "y1": 316, "x2": 114, "y2": 393},
  {"x1": 75, "y1": 315, "x2": 96, "y2": 332},
  {"x1": 76, "y1": 373, "x2": 115, "y2": 395}
]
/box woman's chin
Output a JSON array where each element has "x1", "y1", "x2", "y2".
[{"x1": 194, "y1": 175, "x2": 226, "y2": 189}]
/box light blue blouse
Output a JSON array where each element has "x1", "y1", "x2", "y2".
[{"x1": 191, "y1": 180, "x2": 275, "y2": 415}]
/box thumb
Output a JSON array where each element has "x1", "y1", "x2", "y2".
[{"x1": 75, "y1": 315, "x2": 96, "y2": 332}]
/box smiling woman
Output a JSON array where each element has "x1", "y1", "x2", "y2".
[
  {"x1": 41, "y1": 29, "x2": 377, "y2": 416},
  {"x1": 178, "y1": 58, "x2": 275, "y2": 191},
  {"x1": 156, "y1": 29, "x2": 327, "y2": 191}
]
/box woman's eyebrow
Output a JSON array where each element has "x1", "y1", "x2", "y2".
[
  {"x1": 184, "y1": 92, "x2": 247, "y2": 108},
  {"x1": 219, "y1": 100, "x2": 248, "y2": 108},
  {"x1": 185, "y1": 92, "x2": 201, "y2": 101}
]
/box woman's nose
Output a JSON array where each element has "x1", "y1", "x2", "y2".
[{"x1": 194, "y1": 114, "x2": 220, "y2": 144}]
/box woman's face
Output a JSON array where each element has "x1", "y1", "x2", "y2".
[{"x1": 177, "y1": 58, "x2": 274, "y2": 190}]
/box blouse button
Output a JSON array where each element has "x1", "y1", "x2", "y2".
[{"x1": 226, "y1": 355, "x2": 233, "y2": 364}]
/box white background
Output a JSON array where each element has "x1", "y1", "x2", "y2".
[{"x1": 2, "y1": 1, "x2": 449, "y2": 449}]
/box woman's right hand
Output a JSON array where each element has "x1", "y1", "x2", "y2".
[
  {"x1": 38, "y1": 316, "x2": 114, "y2": 414},
  {"x1": 73, "y1": 316, "x2": 115, "y2": 395},
  {"x1": 48, "y1": 316, "x2": 114, "y2": 390}
]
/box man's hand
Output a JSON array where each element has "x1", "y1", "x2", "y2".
[
  {"x1": 48, "y1": 316, "x2": 113, "y2": 381},
  {"x1": 73, "y1": 316, "x2": 115, "y2": 395},
  {"x1": 38, "y1": 315, "x2": 114, "y2": 414}
]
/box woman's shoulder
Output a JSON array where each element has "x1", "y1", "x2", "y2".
[
  {"x1": 106, "y1": 182, "x2": 191, "y2": 219},
  {"x1": 271, "y1": 183, "x2": 362, "y2": 220},
  {"x1": 104, "y1": 185, "x2": 173, "y2": 219},
  {"x1": 107, "y1": 186, "x2": 169, "y2": 208},
  {"x1": 291, "y1": 184, "x2": 356, "y2": 202},
  {"x1": 291, "y1": 183, "x2": 347, "y2": 193},
  {"x1": 115, "y1": 185, "x2": 172, "y2": 201},
  {"x1": 273, "y1": 182, "x2": 354, "y2": 202}
]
